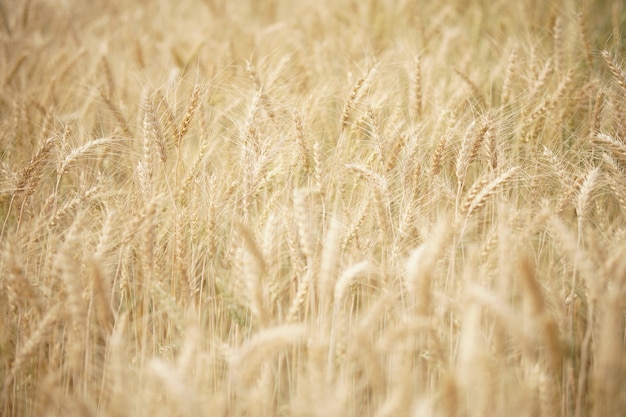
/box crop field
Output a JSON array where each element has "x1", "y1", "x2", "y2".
[{"x1": 1, "y1": 0, "x2": 625, "y2": 416}]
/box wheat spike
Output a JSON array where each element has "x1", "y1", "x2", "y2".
[
  {"x1": 177, "y1": 84, "x2": 201, "y2": 148},
  {"x1": 57, "y1": 137, "x2": 113, "y2": 176},
  {"x1": 341, "y1": 67, "x2": 376, "y2": 130},
  {"x1": 601, "y1": 50, "x2": 626, "y2": 96},
  {"x1": 578, "y1": 12, "x2": 594, "y2": 68},
  {"x1": 575, "y1": 167, "x2": 600, "y2": 224},
  {"x1": 4, "y1": 53, "x2": 27, "y2": 86},
  {"x1": 294, "y1": 109, "x2": 311, "y2": 172},
  {"x1": 501, "y1": 49, "x2": 518, "y2": 105},
  {"x1": 237, "y1": 222, "x2": 270, "y2": 327},
  {"x1": 413, "y1": 55, "x2": 423, "y2": 119},
  {"x1": 460, "y1": 166, "x2": 520, "y2": 218}
]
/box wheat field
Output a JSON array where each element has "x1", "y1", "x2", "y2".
[{"x1": 1, "y1": 0, "x2": 625, "y2": 416}]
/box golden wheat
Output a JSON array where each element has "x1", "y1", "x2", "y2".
[{"x1": 1, "y1": 1, "x2": 625, "y2": 416}]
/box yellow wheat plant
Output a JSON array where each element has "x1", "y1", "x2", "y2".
[{"x1": 1, "y1": 0, "x2": 625, "y2": 416}]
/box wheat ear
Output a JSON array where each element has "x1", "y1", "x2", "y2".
[
  {"x1": 460, "y1": 166, "x2": 520, "y2": 218},
  {"x1": 500, "y1": 49, "x2": 517, "y2": 105},
  {"x1": 144, "y1": 94, "x2": 167, "y2": 164},
  {"x1": 341, "y1": 67, "x2": 376, "y2": 130},
  {"x1": 575, "y1": 167, "x2": 600, "y2": 226},
  {"x1": 4, "y1": 53, "x2": 27, "y2": 86},
  {"x1": 552, "y1": 17, "x2": 563, "y2": 72},
  {"x1": 100, "y1": 56, "x2": 115, "y2": 100},
  {"x1": 454, "y1": 68, "x2": 486, "y2": 108},
  {"x1": 294, "y1": 109, "x2": 311, "y2": 173},
  {"x1": 520, "y1": 255, "x2": 563, "y2": 375},
  {"x1": 154, "y1": 89, "x2": 179, "y2": 141},
  {"x1": 601, "y1": 50, "x2": 626, "y2": 95},
  {"x1": 456, "y1": 121, "x2": 490, "y2": 188},
  {"x1": 413, "y1": 55, "x2": 423, "y2": 119},
  {"x1": 578, "y1": 11, "x2": 594, "y2": 68},
  {"x1": 57, "y1": 137, "x2": 113, "y2": 177},
  {"x1": 230, "y1": 324, "x2": 307, "y2": 388},
  {"x1": 236, "y1": 222, "x2": 270, "y2": 327},
  {"x1": 176, "y1": 84, "x2": 201, "y2": 148},
  {"x1": 2, "y1": 303, "x2": 63, "y2": 394},
  {"x1": 319, "y1": 217, "x2": 342, "y2": 314},
  {"x1": 590, "y1": 91, "x2": 605, "y2": 136}
]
